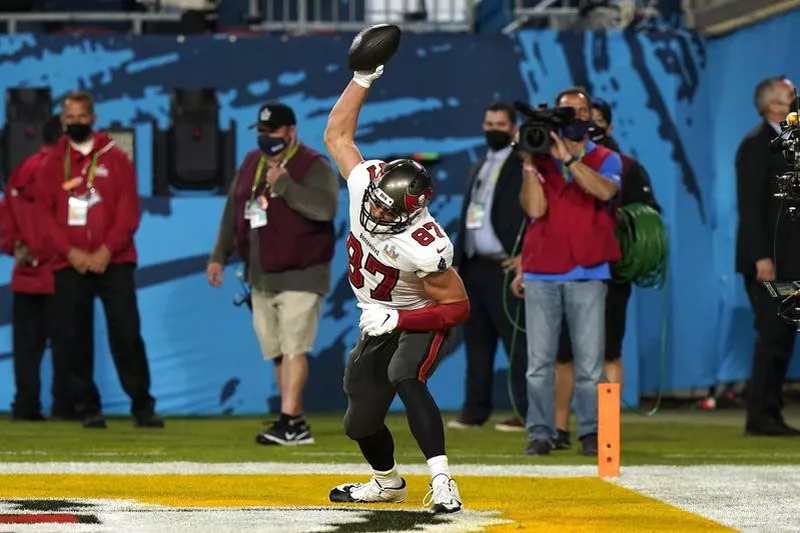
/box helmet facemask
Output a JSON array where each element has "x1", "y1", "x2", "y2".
[{"x1": 360, "y1": 181, "x2": 411, "y2": 235}]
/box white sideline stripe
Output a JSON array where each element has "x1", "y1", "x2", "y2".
[
  {"x1": 0, "y1": 462, "x2": 598, "y2": 476},
  {"x1": 0, "y1": 462, "x2": 797, "y2": 478}
]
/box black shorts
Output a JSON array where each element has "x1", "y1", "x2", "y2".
[
  {"x1": 557, "y1": 281, "x2": 632, "y2": 363},
  {"x1": 342, "y1": 329, "x2": 451, "y2": 440}
]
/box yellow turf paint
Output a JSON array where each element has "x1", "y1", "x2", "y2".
[{"x1": 0, "y1": 474, "x2": 732, "y2": 532}]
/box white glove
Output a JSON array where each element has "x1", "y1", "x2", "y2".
[
  {"x1": 358, "y1": 302, "x2": 399, "y2": 336},
  {"x1": 353, "y1": 65, "x2": 385, "y2": 89}
]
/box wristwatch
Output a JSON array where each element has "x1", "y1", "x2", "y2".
[{"x1": 564, "y1": 156, "x2": 579, "y2": 168}]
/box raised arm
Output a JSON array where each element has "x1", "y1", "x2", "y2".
[{"x1": 323, "y1": 66, "x2": 384, "y2": 180}]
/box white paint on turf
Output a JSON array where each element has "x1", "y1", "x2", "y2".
[
  {"x1": 0, "y1": 499, "x2": 509, "y2": 533},
  {"x1": 0, "y1": 462, "x2": 597, "y2": 477},
  {"x1": 611, "y1": 465, "x2": 800, "y2": 533}
]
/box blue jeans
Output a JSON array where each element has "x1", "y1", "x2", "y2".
[{"x1": 523, "y1": 280, "x2": 606, "y2": 442}]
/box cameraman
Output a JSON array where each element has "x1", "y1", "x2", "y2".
[
  {"x1": 735, "y1": 76, "x2": 800, "y2": 437},
  {"x1": 513, "y1": 87, "x2": 621, "y2": 456},
  {"x1": 553, "y1": 98, "x2": 661, "y2": 449}
]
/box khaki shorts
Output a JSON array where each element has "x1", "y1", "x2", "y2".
[{"x1": 251, "y1": 289, "x2": 323, "y2": 359}]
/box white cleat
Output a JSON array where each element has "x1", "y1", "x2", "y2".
[
  {"x1": 329, "y1": 476, "x2": 408, "y2": 504},
  {"x1": 423, "y1": 475, "x2": 463, "y2": 514}
]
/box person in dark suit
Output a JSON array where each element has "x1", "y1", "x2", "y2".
[
  {"x1": 736, "y1": 75, "x2": 800, "y2": 437},
  {"x1": 449, "y1": 102, "x2": 528, "y2": 432}
]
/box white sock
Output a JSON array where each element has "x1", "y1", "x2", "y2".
[
  {"x1": 427, "y1": 455, "x2": 451, "y2": 486},
  {"x1": 373, "y1": 465, "x2": 403, "y2": 489}
]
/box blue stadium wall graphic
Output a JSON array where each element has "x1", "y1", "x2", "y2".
[{"x1": 1, "y1": 15, "x2": 799, "y2": 415}]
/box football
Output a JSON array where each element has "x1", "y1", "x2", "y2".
[{"x1": 347, "y1": 24, "x2": 402, "y2": 72}]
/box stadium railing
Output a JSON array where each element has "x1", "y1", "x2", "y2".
[
  {"x1": 0, "y1": 11, "x2": 182, "y2": 34},
  {"x1": 503, "y1": 0, "x2": 663, "y2": 32},
  {"x1": 247, "y1": 0, "x2": 475, "y2": 33}
]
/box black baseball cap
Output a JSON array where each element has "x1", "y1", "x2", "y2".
[
  {"x1": 592, "y1": 98, "x2": 613, "y2": 125},
  {"x1": 249, "y1": 102, "x2": 297, "y2": 130}
]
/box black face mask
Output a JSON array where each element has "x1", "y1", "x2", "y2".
[
  {"x1": 561, "y1": 119, "x2": 592, "y2": 142},
  {"x1": 485, "y1": 130, "x2": 511, "y2": 151},
  {"x1": 258, "y1": 135, "x2": 288, "y2": 156},
  {"x1": 65, "y1": 123, "x2": 93, "y2": 143}
]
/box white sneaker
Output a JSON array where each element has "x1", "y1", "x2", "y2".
[
  {"x1": 423, "y1": 475, "x2": 463, "y2": 514},
  {"x1": 329, "y1": 476, "x2": 408, "y2": 504}
]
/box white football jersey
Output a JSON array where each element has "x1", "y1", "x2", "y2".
[{"x1": 346, "y1": 159, "x2": 454, "y2": 310}]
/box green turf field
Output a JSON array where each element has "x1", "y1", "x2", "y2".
[{"x1": 3, "y1": 407, "x2": 799, "y2": 466}]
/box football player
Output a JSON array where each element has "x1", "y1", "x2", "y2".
[{"x1": 323, "y1": 64, "x2": 469, "y2": 514}]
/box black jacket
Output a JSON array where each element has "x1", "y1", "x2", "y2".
[
  {"x1": 619, "y1": 153, "x2": 660, "y2": 211},
  {"x1": 735, "y1": 121, "x2": 800, "y2": 278},
  {"x1": 453, "y1": 149, "x2": 526, "y2": 267}
]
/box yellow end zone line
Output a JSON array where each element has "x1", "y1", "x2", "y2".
[{"x1": 0, "y1": 474, "x2": 731, "y2": 532}]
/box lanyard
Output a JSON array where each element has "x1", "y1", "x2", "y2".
[
  {"x1": 250, "y1": 141, "x2": 300, "y2": 197},
  {"x1": 561, "y1": 147, "x2": 586, "y2": 182},
  {"x1": 64, "y1": 144, "x2": 99, "y2": 191}
]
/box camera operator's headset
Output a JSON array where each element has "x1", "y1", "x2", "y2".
[{"x1": 501, "y1": 202, "x2": 669, "y2": 420}]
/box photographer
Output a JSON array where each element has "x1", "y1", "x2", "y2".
[
  {"x1": 735, "y1": 76, "x2": 800, "y2": 437},
  {"x1": 553, "y1": 98, "x2": 661, "y2": 449},
  {"x1": 512, "y1": 87, "x2": 622, "y2": 456}
]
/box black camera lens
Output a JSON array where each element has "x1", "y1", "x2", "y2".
[{"x1": 524, "y1": 127, "x2": 547, "y2": 150}]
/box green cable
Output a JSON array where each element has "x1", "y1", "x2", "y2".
[
  {"x1": 611, "y1": 203, "x2": 668, "y2": 289},
  {"x1": 501, "y1": 202, "x2": 669, "y2": 420},
  {"x1": 502, "y1": 221, "x2": 527, "y2": 423},
  {"x1": 611, "y1": 202, "x2": 668, "y2": 415}
]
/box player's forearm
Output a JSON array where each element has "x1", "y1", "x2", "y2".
[
  {"x1": 324, "y1": 81, "x2": 369, "y2": 147},
  {"x1": 396, "y1": 299, "x2": 470, "y2": 332}
]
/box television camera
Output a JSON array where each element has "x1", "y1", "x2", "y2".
[
  {"x1": 766, "y1": 90, "x2": 800, "y2": 327},
  {"x1": 763, "y1": 281, "x2": 800, "y2": 328},
  {"x1": 771, "y1": 91, "x2": 800, "y2": 212},
  {"x1": 513, "y1": 101, "x2": 576, "y2": 155}
]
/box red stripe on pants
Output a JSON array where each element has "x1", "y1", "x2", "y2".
[{"x1": 417, "y1": 330, "x2": 447, "y2": 382}]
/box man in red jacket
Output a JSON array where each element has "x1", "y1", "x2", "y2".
[
  {"x1": 512, "y1": 87, "x2": 621, "y2": 457},
  {"x1": 34, "y1": 91, "x2": 163, "y2": 429},
  {"x1": 0, "y1": 116, "x2": 76, "y2": 421}
]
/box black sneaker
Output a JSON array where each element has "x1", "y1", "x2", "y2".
[
  {"x1": 524, "y1": 439, "x2": 553, "y2": 456},
  {"x1": 554, "y1": 429, "x2": 572, "y2": 450},
  {"x1": 580, "y1": 433, "x2": 598, "y2": 456},
  {"x1": 134, "y1": 413, "x2": 165, "y2": 428},
  {"x1": 255, "y1": 420, "x2": 282, "y2": 446},
  {"x1": 256, "y1": 417, "x2": 314, "y2": 446},
  {"x1": 82, "y1": 413, "x2": 107, "y2": 429}
]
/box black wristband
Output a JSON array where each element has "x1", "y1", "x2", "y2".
[{"x1": 564, "y1": 156, "x2": 578, "y2": 168}]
